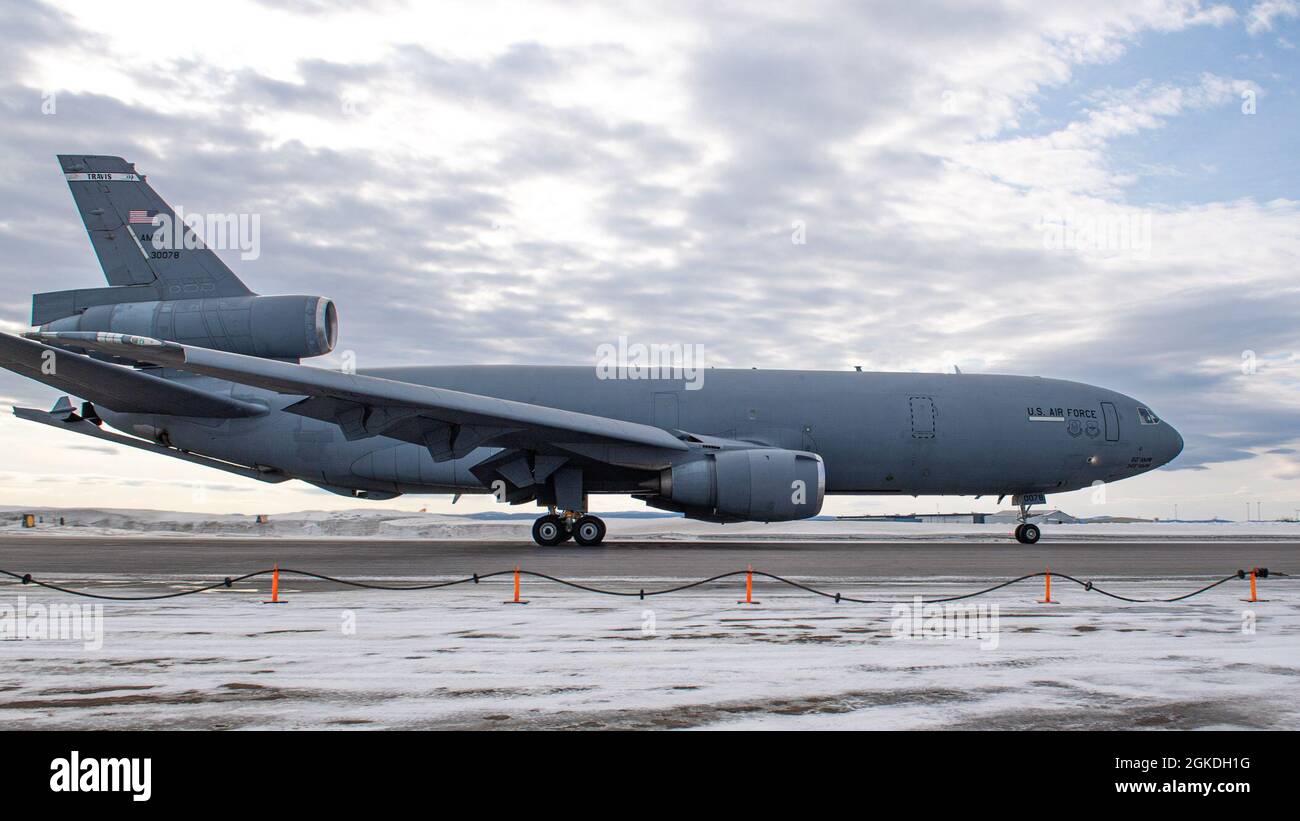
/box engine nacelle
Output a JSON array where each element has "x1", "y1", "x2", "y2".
[
  {"x1": 651, "y1": 448, "x2": 825, "y2": 522},
  {"x1": 41, "y1": 294, "x2": 338, "y2": 359}
]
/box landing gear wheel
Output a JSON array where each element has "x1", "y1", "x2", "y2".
[
  {"x1": 532, "y1": 514, "x2": 565, "y2": 547},
  {"x1": 573, "y1": 515, "x2": 606, "y2": 546},
  {"x1": 1015, "y1": 523, "x2": 1041, "y2": 544}
]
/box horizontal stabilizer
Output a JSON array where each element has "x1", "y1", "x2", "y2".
[
  {"x1": 0, "y1": 332, "x2": 267, "y2": 418},
  {"x1": 14, "y1": 402, "x2": 287, "y2": 483},
  {"x1": 32, "y1": 284, "x2": 160, "y2": 326}
]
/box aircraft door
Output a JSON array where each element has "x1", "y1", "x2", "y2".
[
  {"x1": 908, "y1": 396, "x2": 936, "y2": 439},
  {"x1": 653, "y1": 392, "x2": 679, "y2": 430},
  {"x1": 802, "y1": 425, "x2": 817, "y2": 452},
  {"x1": 1101, "y1": 401, "x2": 1120, "y2": 442}
]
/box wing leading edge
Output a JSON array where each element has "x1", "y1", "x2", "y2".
[{"x1": 26, "y1": 331, "x2": 689, "y2": 463}]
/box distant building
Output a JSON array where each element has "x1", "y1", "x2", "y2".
[
  {"x1": 985, "y1": 509, "x2": 1078, "y2": 525},
  {"x1": 916, "y1": 512, "x2": 987, "y2": 524},
  {"x1": 838, "y1": 512, "x2": 987, "y2": 524}
]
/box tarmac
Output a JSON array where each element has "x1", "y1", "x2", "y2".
[{"x1": 1, "y1": 536, "x2": 1295, "y2": 582}]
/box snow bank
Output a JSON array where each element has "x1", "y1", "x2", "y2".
[{"x1": 2, "y1": 576, "x2": 1295, "y2": 729}]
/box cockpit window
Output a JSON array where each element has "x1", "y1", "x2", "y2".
[{"x1": 1137, "y1": 407, "x2": 1160, "y2": 425}]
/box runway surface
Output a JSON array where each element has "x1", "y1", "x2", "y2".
[{"x1": 1, "y1": 536, "x2": 1296, "y2": 581}]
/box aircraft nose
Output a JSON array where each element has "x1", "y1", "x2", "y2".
[{"x1": 1162, "y1": 423, "x2": 1184, "y2": 465}]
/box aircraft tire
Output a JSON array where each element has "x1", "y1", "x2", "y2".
[
  {"x1": 532, "y1": 514, "x2": 566, "y2": 546},
  {"x1": 573, "y1": 515, "x2": 606, "y2": 546},
  {"x1": 1019, "y1": 523, "x2": 1041, "y2": 544}
]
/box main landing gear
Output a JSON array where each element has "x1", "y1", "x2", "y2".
[{"x1": 532, "y1": 509, "x2": 606, "y2": 547}]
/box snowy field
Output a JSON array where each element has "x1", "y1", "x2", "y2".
[
  {"x1": 3, "y1": 572, "x2": 1297, "y2": 730},
  {"x1": 4, "y1": 506, "x2": 1300, "y2": 541}
]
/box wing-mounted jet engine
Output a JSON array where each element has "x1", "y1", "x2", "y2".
[{"x1": 637, "y1": 447, "x2": 826, "y2": 523}]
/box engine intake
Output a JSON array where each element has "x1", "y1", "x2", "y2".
[
  {"x1": 650, "y1": 448, "x2": 825, "y2": 522},
  {"x1": 40, "y1": 294, "x2": 338, "y2": 359}
]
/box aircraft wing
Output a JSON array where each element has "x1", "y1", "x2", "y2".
[
  {"x1": 0, "y1": 332, "x2": 266, "y2": 418},
  {"x1": 26, "y1": 331, "x2": 689, "y2": 463}
]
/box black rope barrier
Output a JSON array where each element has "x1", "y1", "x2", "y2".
[
  {"x1": 0, "y1": 569, "x2": 267, "y2": 601},
  {"x1": 0, "y1": 566, "x2": 1287, "y2": 605}
]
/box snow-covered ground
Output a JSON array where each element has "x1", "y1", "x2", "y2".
[
  {"x1": 4, "y1": 506, "x2": 1299, "y2": 541},
  {"x1": 2, "y1": 573, "x2": 1297, "y2": 729}
]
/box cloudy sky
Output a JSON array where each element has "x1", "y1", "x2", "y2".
[{"x1": 0, "y1": 0, "x2": 1297, "y2": 520}]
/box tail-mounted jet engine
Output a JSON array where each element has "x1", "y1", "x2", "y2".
[
  {"x1": 641, "y1": 448, "x2": 825, "y2": 523},
  {"x1": 36, "y1": 294, "x2": 338, "y2": 360}
]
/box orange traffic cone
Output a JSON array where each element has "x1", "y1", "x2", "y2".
[
  {"x1": 503, "y1": 565, "x2": 529, "y2": 605},
  {"x1": 1036, "y1": 568, "x2": 1058, "y2": 604},
  {"x1": 262, "y1": 565, "x2": 286, "y2": 604},
  {"x1": 737, "y1": 565, "x2": 760, "y2": 605},
  {"x1": 1241, "y1": 567, "x2": 1268, "y2": 603}
]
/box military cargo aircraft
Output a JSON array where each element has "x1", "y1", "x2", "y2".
[{"x1": 0, "y1": 156, "x2": 1183, "y2": 545}]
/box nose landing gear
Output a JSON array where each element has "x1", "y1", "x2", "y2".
[
  {"x1": 1014, "y1": 522, "x2": 1041, "y2": 544},
  {"x1": 532, "y1": 509, "x2": 606, "y2": 546},
  {"x1": 1010, "y1": 493, "x2": 1044, "y2": 544}
]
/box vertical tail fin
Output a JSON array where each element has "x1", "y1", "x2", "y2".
[{"x1": 57, "y1": 154, "x2": 253, "y2": 299}]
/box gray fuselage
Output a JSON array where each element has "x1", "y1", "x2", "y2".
[{"x1": 97, "y1": 366, "x2": 1184, "y2": 501}]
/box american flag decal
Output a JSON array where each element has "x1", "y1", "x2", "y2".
[{"x1": 127, "y1": 210, "x2": 156, "y2": 224}]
